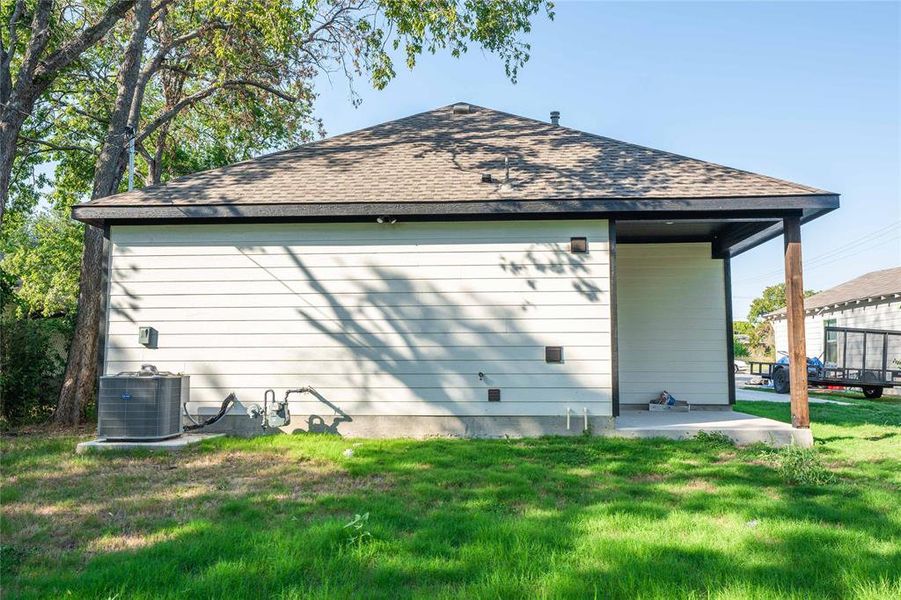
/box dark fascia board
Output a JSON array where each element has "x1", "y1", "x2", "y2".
[
  {"x1": 713, "y1": 204, "x2": 837, "y2": 258},
  {"x1": 72, "y1": 194, "x2": 840, "y2": 227},
  {"x1": 73, "y1": 195, "x2": 838, "y2": 257}
]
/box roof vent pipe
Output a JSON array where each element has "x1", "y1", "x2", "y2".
[{"x1": 550, "y1": 110, "x2": 560, "y2": 126}]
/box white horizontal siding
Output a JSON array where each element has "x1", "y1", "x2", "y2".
[
  {"x1": 616, "y1": 243, "x2": 729, "y2": 406},
  {"x1": 109, "y1": 291, "x2": 604, "y2": 310},
  {"x1": 108, "y1": 318, "x2": 608, "y2": 336},
  {"x1": 107, "y1": 304, "x2": 606, "y2": 327},
  {"x1": 106, "y1": 331, "x2": 609, "y2": 350},
  {"x1": 773, "y1": 300, "x2": 901, "y2": 358},
  {"x1": 105, "y1": 345, "x2": 611, "y2": 363},
  {"x1": 106, "y1": 220, "x2": 612, "y2": 418}
]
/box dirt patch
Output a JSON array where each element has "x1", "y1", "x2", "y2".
[
  {"x1": 682, "y1": 478, "x2": 717, "y2": 493},
  {"x1": 628, "y1": 473, "x2": 665, "y2": 483},
  {"x1": 2, "y1": 446, "x2": 393, "y2": 559}
]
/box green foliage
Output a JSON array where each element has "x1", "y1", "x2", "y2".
[
  {"x1": 693, "y1": 430, "x2": 735, "y2": 447},
  {"x1": 732, "y1": 320, "x2": 754, "y2": 336},
  {"x1": 733, "y1": 338, "x2": 749, "y2": 358},
  {"x1": 1, "y1": 208, "x2": 83, "y2": 317},
  {"x1": 733, "y1": 319, "x2": 772, "y2": 358},
  {"x1": 343, "y1": 512, "x2": 373, "y2": 549},
  {"x1": 0, "y1": 315, "x2": 73, "y2": 427},
  {"x1": 770, "y1": 444, "x2": 835, "y2": 486},
  {"x1": 747, "y1": 283, "x2": 818, "y2": 323},
  {"x1": 372, "y1": 0, "x2": 555, "y2": 87},
  {"x1": 13, "y1": 0, "x2": 554, "y2": 201}
]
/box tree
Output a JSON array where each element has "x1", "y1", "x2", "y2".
[
  {"x1": 0, "y1": 0, "x2": 139, "y2": 219},
  {"x1": 3, "y1": 0, "x2": 554, "y2": 424},
  {"x1": 747, "y1": 283, "x2": 818, "y2": 323},
  {"x1": 742, "y1": 283, "x2": 818, "y2": 359}
]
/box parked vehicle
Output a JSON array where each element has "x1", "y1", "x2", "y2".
[
  {"x1": 734, "y1": 359, "x2": 749, "y2": 373},
  {"x1": 750, "y1": 326, "x2": 901, "y2": 399}
]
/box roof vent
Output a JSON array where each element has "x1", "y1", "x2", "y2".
[
  {"x1": 452, "y1": 103, "x2": 473, "y2": 114},
  {"x1": 550, "y1": 110, "x2": 560, "y2": 126},
  {"x1": 481, "y1": 173, "x2": 493, "y2": 183}
]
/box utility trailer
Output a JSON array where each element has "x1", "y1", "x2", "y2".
[{"x1": 750, "y1": 326, "x2": 901, "y2": 399}]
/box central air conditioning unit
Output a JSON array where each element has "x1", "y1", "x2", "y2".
[{"x1": 98, "y1": 365, "x2": 189, "y2": 441}]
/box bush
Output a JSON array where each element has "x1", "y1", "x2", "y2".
[
  {"x1": 773, "y1": 445, "x2": 835, "y2": 486},
  {"x1": 0, "y1": 315, "x2": 73, "y2": 427},
  {"x1": 733, "y1": 339, "x2": 750, "y2": 358}
]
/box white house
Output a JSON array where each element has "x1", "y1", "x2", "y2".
[
  {"x1": 770, "y1": 267, "x2": 901, "y2": 362},
  {"x1": 72, "y1": 103, "x2": 838, "y2": 437}
]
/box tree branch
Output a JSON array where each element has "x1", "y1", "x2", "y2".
[
  {"x1": 19, "y1": 135, "x2": 94, "y2": 154},
  {"x1": 35, "y1": 1, "x2": 136, "y2": 83},
  {"x1": 10, "y1": 0, "x2": 53, "y2": 101},
  {"x1": 135, "y1": 79, "x2": 297, "y2": 144},
  {"x1": 224, "y1": 79, "x2": 298, "y2": 102},
  {"x1": 136, "y1": 84, "x2": 219, "y2": 144},
  {"x1": 1, "y1": 0, "x2": 26, "y2": 75},
  {"x1": 151, "y1": 0, "x2": 178, "y2": 17}
]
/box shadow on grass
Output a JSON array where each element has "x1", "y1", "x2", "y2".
[
  {"x1": 3, "y1": 432, "x2": 900, "y2": 598},
  {"x1": 736, "y1": 399, "x2": 901, "y2": 428}
]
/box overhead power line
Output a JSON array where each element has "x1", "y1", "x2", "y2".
[{"x1": 737, "y1": 220, "x2": 901, "y2": 284}]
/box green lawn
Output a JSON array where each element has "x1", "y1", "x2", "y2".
[{"x1": 2, "y1": 398, "x2": 899, "y2": 599}]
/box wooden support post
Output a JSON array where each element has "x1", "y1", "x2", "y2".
[{"x1": 783, "y1": 216, "x2": 810, "y2": 429}]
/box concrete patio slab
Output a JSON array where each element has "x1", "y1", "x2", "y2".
[
  {"x1": 612, "y1": 410, "x2": 812, "y2": 447},
  {"x1": 76, "y1": 433, "x2": 223, "y2": 454}
]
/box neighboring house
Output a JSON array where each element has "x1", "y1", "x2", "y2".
[
  {"x1": 769, "y1": 267, "x2": 901, "y2": 361},
  {"x1": 72, "y1": 103, "x2": 839, "y2": 436}
]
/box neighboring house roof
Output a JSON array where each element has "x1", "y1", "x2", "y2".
[
  {"x1": 74, "y1": 102, "x2": 833, "y2": 218},
  {"x1": 768, "y1": 266, "x2": 901, "y2": 319}
]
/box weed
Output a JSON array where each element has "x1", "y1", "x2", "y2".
[
  {"x1": 772, "y1": 444, "x2": 836, "y2": 486},
  {"x1": 343, "y1": 512, "x2": 372, "y2": 549},
  {"x1": 694, "y1": 430, "x2": 735, "y2": 447}
]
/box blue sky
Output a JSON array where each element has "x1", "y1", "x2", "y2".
[{"x1": 312, "y1": 0, "x2": 900, "y2": 320}]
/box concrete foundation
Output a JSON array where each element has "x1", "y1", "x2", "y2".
[
  {"x1": 181, "y1": 410, "x2": 807, "y2": 446},
  {"x1": 186, "y1": 413, "x2": 616, "y2": 439},
  {"x1": 76, "y1": 433, "x2": 223, "y2": 453}
]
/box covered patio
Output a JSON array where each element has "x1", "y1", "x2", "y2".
[{"x1": 613, "y1": 210, "x2": 833, "y2": 447}]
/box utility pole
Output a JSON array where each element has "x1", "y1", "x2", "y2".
[{"x1": 125, "y1": 126, "x2": 135, "y2": 191}]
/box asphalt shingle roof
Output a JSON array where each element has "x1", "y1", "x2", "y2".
[
  {"x1": 79, "y1": 103, "x2": 830, "y2": 209},
  {"x1": 769, "y1": 267, "x2": 901, "y2": 317}
]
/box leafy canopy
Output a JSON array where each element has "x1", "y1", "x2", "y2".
[{"x1": 747, "y1": 283, "x2": 818, "y2": 323}]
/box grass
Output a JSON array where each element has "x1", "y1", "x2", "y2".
[{"x1": 2, "y1": 400, "x2": 899, "y2": 599}]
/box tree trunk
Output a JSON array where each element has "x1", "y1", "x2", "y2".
[
  {"x1": 54, "y1": 0, "x2": 152, "y2": 426},
  {"x1": 54, "y1": 225, "x2": 106, "y2": 424},
  {"x1": 0, "y1": 111, "x2": 25, "y2": 219}
]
